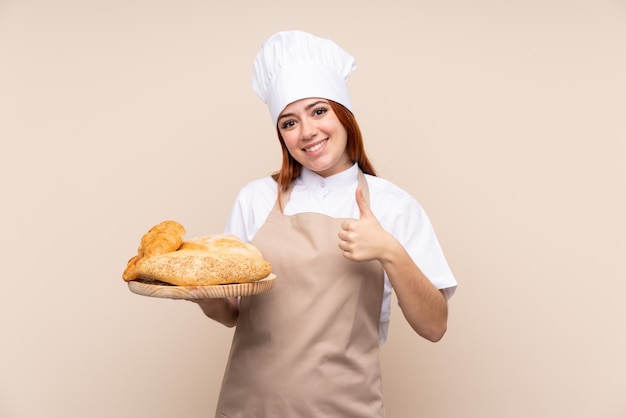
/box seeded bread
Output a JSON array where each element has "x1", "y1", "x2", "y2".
[{"x1": 136, "y1": 246, "x2": 272, "y2": 286}]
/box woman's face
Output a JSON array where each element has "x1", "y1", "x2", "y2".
[{"x1": 277, "y1": 98, "x2": 352, "y2": 178}]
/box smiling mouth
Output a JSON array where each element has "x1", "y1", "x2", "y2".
[{"x1": 303, "y1": 139, "x2": 328, "y2": 153}]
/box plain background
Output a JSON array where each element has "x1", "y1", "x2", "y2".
[{"x1": 1, "y1": 1, "x2": 625, "y2": 417}]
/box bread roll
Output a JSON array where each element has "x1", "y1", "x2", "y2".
[
  {"x1": 123, "y1": 220, "x2": 186, "y2": 282},
  {"x1": 136, "y1": 234, "x2": 272, "y2": 286}
]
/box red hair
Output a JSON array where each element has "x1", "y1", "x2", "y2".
[{"x1": 271, "y1": 101, "x2": 377, "y2": 200}]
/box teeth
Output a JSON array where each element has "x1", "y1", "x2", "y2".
[{"x1": 305, "y1": 140, "x2": 326, "y2": 152}]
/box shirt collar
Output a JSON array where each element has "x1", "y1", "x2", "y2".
[{"x1": 298, "y1": 163, "x2": 359, "y2": 192}]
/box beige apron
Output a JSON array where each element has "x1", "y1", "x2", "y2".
[{"x1": 216, "y1": 171, "x2": 385, "y2": 418}]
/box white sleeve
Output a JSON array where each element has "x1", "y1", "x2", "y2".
[
  {"x1": 223, "y1": 177, "x2": 277, "y2": 243},
  {"x1": 390, "y1": 196, "x2": 457, "y2": 298},
  {"x1": 223, "y1": 190, "x2": 249, "y2": 240},
  {"x1": 371, "y1": 181, "x2": 457, "y2": 299}
]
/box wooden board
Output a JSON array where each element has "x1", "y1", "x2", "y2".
[{"x1": 127, "y1": 274, "x2": 276, "y2": 300}]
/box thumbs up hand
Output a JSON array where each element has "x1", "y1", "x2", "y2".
[{"x1": 338, "y1": 187, "x2": 393, "y2": 262}]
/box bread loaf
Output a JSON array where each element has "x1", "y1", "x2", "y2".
[{"x1": 136, "y1": 244, "x2": 272, "y2": 285}]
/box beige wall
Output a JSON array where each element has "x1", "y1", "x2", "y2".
[{"x1": 1, "y1": 1, "x2": 625, "y2": 417}]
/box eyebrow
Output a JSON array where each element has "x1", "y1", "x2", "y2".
[{"x1": 277, "y1": 100, "x2": 329, "y2": 122}]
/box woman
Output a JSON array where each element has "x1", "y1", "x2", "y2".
[{"x1": 194, "y1": 30, "x2": 457, "y2": 417}]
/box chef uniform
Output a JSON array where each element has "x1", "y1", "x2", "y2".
[{"x1": 214, "y1": 30, "x2": 456, "y2": 417}]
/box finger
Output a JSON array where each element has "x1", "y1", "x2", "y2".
[
  {"x1": 355, "y1": 187, "x2": 372, "y2": 219},
  {"x1": 337, "y1": 234, "x2": 353, "y2": 252}
]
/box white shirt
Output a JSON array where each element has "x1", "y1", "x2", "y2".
[{"x1": 224, "y1": 164, "x2": 457, "y2": 344}]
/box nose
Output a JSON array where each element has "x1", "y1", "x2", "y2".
[{"x1": 300, "y1": 119, "x2": 317, "y2": 140}]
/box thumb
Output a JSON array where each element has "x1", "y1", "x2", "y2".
[{"x1": 355, "y1": 187, "x2": 372, "y2": 219}]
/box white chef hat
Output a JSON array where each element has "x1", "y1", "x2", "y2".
[{"x1": 252, "y1": 30, "x2": 357, "y2": 126}]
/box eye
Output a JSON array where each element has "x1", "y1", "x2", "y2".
[
  {"x1": 313, "y1": 106, "x2": 328, "y2": 117},
  {"x1": 280, "y1": 119, "x2": 296, "y2": 130}
]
